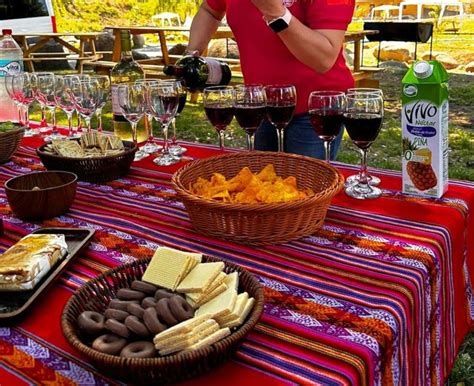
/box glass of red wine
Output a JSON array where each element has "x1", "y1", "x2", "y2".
[
  {"x1": 308, "y1": 91, "x2": 345, "y2": 162},
  {"x1": 264, "y1": 84, "x2": 296, "y2": 152},
  {"x1": 203, "y1": 86, "x2": 235, "y2": 152},
  {"x1": 343, "y1": 93, "x2": 384, "y2": 200},
  {"x1": 148, "y1": 82, "x2": 180, "y2": 166},
  {"x1": 345, "y1": 88, "x2": 384, "y2": 187},
  {"x1": 234, "y1": 84, "x2": 266, "y2": 151}
]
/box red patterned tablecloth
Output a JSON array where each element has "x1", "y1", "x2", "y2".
[{"x1": 0, "y1": 135, "x2": 473, "y2": 385}]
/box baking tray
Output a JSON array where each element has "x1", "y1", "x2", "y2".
[{"x1": 0, "y1": 227, "x2": 95, "y2": 321}]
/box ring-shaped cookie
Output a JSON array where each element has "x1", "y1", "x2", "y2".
[
  {"x1": 168, "y1": 295, "x2": 194, "y2": 322},
  {"x1": 78, "y1": 311, "x2": 105, "y2": 335},
  {"x1": 155, "y1": 298, "x2": 178, "y2": 326},
  {"x1": 92, "y1": 334, "x2": 127, "y2": 355},
  {"x1": 120, "y1": 341, "x2": 156, "y2": 358}
]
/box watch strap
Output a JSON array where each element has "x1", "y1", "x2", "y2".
[{"x1": 267, "y1": 8, "x2": 292, "y2": 33}]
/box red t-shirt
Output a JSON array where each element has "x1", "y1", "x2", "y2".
[{"x1": 207, "y1": 0, "x2": 355, "y2": 114}]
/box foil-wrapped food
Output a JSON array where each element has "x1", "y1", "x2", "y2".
[{"x1": 0, "y1": 234, "x2": 68, "y2": 291}]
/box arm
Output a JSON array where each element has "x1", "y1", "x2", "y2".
[
  {"x1": 253, "y1": 0, "x2": 347, "y2": 73},
  {"x1": 187, "y1": 0, "x2": 225, "y2": 55}
]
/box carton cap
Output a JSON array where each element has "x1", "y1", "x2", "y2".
[
  {"x1": 2, "y1": 29, "x2": 12, "y2": 36},
  {"x1": 414, "y1": 61, "x2": 433, "y2": 79}
]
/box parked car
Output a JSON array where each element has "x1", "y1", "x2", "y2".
[{"x1": 0, "y1": 0, "x2": 56, "y2": 33}]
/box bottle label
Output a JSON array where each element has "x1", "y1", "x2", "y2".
[
  {"x1": 205, "y1": 58, "x2": 223, "y2": 85},
  {"x1": 111, "y1": 84, "x2": 122, "y2": 115},
  {"x1": 0, "y1": 60, "x2": 23, "y2": 77}
]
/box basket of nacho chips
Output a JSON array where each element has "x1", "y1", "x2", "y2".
[
  {"x1": 36, "y1": 132, "x2": 137, "y2": 183},
  {"x1": 172, "y1": 151, "x2": 344, "y2": 245}
]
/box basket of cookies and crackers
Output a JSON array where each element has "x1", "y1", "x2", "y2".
[
  {"x1": 172, "y1": 151, "x2": 344, "y2": 245},
  {"x1": 36, "y1": 132, "x2": 137, "y2": 183},
  {"x1": 62, "y1": 247, "x2": 263, "y2": 384}
]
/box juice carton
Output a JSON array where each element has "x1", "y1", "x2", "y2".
[{"x1": 401, "y1": 60, "x2": 449, "y2": 198}]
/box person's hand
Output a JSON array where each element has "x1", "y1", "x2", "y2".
[{"x1": 251, "y1": 0, "x2": 286, "y2": 20}]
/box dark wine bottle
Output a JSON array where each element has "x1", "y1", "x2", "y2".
[{"x1": 163, "y1": 56, "x2": 232, "y2": 92}]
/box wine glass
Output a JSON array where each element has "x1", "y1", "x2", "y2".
[
  {"x1": 308, "y1": 91, "x2": 345, "y2": 162},
  {"x1": 343, "y1": 93, "x2": 384, "y2": 200},
  {"x1": 117, "y1": 83, "x2": 148, "y2": 162},
  {"x1": 90, "y1": 75, "x2": 110, "y2": 133},
  {"x1": 345, "y1": 88, "x2": 384, "y2": 186},
  {"x1": 71, "y1": 78, "x2": 100, "y2": 133},
  {"x1": 54, "y1": 75, "x2": 79, "y2": 139},
  {"x1": 234, "y1": 84, "x2": 266, "y2": 151},
  {"x1": 34, "y1": 73, "x2": 65, "y2": 141},
  {"x1": 203, "y1": 86, "x2": 235, "y2": 152},
  {"x1": 148, "y1": 82, "x2": 179, "y2": 166},
  {"x1": 135, "y1": 79, "x2": 161, "y2": 154},
  {"x1": 7, "y1": 73, "x2": 36, "y2": 136},
  {"x1": 163, "y1": 79, "x2": 187, "y2": 156},
  {"x1": 5, "y1": 74, "x2": 24, "y2": 124},
  {"x1": 264, "y1": 84, "x2": 297, "y2": 152},
  {"x1": 31, "y1": 72, "x2": 53, "y2": 131}
]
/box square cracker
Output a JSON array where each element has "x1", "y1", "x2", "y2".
[
  {"x1": 153, "y1": 313, "x2": 212, "y2": 345},
  {"x1": 177, "y1": 262, "x2": 225, "y2": 293},
  {"x1": 195, "y1": 283, "x2": 238, "y2": 319},
  {"x1": 182, "y1": 327, "x2": 231, "y2": 352}
]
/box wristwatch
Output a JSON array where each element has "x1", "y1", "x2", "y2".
[{"x1": 266, "y1": 8, "x2": 292, "y2": 33}]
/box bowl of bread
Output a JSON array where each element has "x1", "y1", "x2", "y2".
[
  {"x1": 36, "y1": 132, "x2": 137, "y2": 183},
  {"x1": 62, "y1": 247, "x2": 263, "y2": 384}
]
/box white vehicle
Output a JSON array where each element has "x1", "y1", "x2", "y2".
[{"x1": 0, "y1": 0, "x2": 56, "y2": 33}]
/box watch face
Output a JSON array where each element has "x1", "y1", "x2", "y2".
[{"x1": 269, "y1": 18, "x2": 289, "y2": 33}]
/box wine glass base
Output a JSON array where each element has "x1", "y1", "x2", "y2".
[
  {"x1": 142, "y1": 142, "x2": 163, "y2": 154},
  {"x1": 345, "y1": 184, "x2": 382, "y2": 200},
  {"x1": 23, "y1": 129, "x2": 38, "y2": 137},
  {"x1": 345, "y1": 174, "x2": 381, "y2": 187},
  {"x1": 153, "y1": 154, "x2": 179, "y2": 166},
  {"x1": 169, "y1": 145, "x2": 187, "y2": 157},
  {"x1": 134, "y1": 150, "x2": 149, "y2": 162}
]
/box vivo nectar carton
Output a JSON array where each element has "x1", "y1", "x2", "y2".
[{"x1": 401, "y1": 60, "x2": 449, "y2": 198}]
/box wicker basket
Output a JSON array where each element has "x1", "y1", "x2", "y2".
[
  {"x1": 172, "y1": 151, "x2": 344, "y2": 245},
  {"x1": 36, "y1": 141, "x2": 137, "y2": 183},
  {"x1": 62, "y1": 256, "x2": 263, "y2": 384},
  {"x1": 0, "y1": 125, "x2": 25, "y2": 164}
]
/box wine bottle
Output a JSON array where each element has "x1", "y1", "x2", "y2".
[
  {"x1": 110, "y1": 30, "x2": 147, "y2": 142},
  {"x1": 163, "y1": 56, "x2": 232, "y2": 92}
]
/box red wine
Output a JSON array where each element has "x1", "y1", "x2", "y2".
[
  {"x1": 309, "y1": 110, "x2": 343, "y2": 141},
  {"x1": 343, "y1": 113, "x2": 383, "y2": 149},
  {"x1": 267, "y1": 105, "x2": 295, "y2": 126},
  {"x1": 235, "y1": 106, "x2": 266, "y2": 132},
  {"x1": 177, "y1": 93, "x2": 187, "y2": 115},
  {"x1": 204, "y1": 105, "x2": 234, "y2": 131}
]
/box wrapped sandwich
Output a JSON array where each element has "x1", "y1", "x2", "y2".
[{"x1": 0, "y1": 234, "x2": 68, "y2": 291}]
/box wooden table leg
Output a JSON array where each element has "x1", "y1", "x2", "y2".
[
  {"x1": 19, "y1": 36, "x2": 35, "y2": 72},
  {"x1": 353, "y1": 38, "x2": 361, "y2": 72},
  {"x1": 158, "y1": 31, "x2": 170, "y2": 65},
  {"x1": 112, "y1": 30, "x2": 122, "y2": 62}
]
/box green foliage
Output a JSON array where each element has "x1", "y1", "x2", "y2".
[{"x1": 52, "y1": 0, "x2": 199, "y2": 32}]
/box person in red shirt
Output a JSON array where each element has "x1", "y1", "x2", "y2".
[{"x1": 187, "y1": 0, "x2": 355, "y2": 159}]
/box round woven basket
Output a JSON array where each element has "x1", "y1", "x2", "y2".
[
  {"x1": 61, "y1": 256, "x2": 263, "y2": 384},
  {"x1": 0, "y1": 125, "x2": 25, "y2": 164},
  {"x1": 36, "y1": 141, "x2": 137, "y2": 183},
  {"x1": 172, "y1": 151, "x2": 344, "y2": 245}
]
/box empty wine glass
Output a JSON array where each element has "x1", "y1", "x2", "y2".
[
  {"x1": 135, "y1": 79, "x2": 161, "y2": 154},
  {"x1": 203, "y1": 86, "x2": 235, "y2": 152},
  {"x1": 31, "y1": 72, "x2": 53, "y2": 131},
  {"x1": 163, "y1": 79, "x2": 187, "y2": 156},
  {"x1": 7, "y1": 73, "x2": 36, "y2": 136},
  {"x1": 233, "y1": 84, "x2": 266, "y2": 151},
  {"x1": 5, "y1": 74, "x2": 24, "y2": 124},
  {"x1": 149, "y1": 82, "x2": 179, "y2": 166},
  {"x1": 264, "y1": 84, "x2": 297, "y2": 152},
  {"x1": 345, "y1": 88, "x2": 384, "y2": 186},
  {"x1": 34, "y1": 73, "x2": 65, "y2": 141},
  {"x1": 55, "y1": 75, "x2": 79, "y2": 139},
  {"x1": 308, "y1": 91, "x2": 345, "y2": 162},
  {"x1": 117, "y1": 83, "x2": 148, "y2": 161},
  {"x1": 343, "y1": 93, "x2": 384, "y2": 200},
  {"x1": 71, "y1": 78, "x2": 100, "y2": 133},
  {"x1": 91, "y1": 75, "x2": 110, "y2": 133}
]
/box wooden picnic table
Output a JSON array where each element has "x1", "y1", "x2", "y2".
[{"x1": 11, "y1": 32, "x2": 104, "y2": 73}]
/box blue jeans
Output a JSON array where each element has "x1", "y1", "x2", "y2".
[{"x1": 254, "y1": 114, "x2": 343, "y2": 161}]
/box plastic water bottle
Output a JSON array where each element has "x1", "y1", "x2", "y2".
[{"x1": 0, "y1": 29, "x2": 24, "y2": 122}]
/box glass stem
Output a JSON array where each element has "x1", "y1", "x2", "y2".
[
  {"x1": 51, "y1": 108, "x2": 57, "y2": 132},
  {"x1": 246, "y1": 132, "x2": 255, "y2": 151},
  {"x1": 359, "y1": 148, "x2": 369, "y2": 185},
  {"x1": 67, "y1": 113, "x2": 73, "y2": 138},
  {"x1": 17, "y1": 106, "x2": 22, "y2": 125},
  {"x1": 162, "y1": 124, "x2": 170, "y2": 155},
  {"x1": 41, "y1": 107, "x2": 47, "y2": 127},
  {"x1": 24, "y1": 105, "x2": 30, "y2": 128},
  {"x1": 276, "y1": 127, "x2": 284, "y2": 152},
  {"x1": 76, "y1": 111, "x2": 82, "y2": 132},
  {"x1": 323, "y1": 140, "x2": 331, "y2": 162},
  {"x1": 85, "y1": 117, "x2": 92, "y2": 132},
  {"x1": 146, "y1": 114, "x2": 154, "y2": 143},
  {"x1": 131, "y1": 122, "x2": 138, "y2": 145},
  {"x1": 171, "y1": 117, "x2": 177, "y2": 145},
  {"x1": 97, "y1": 108, "x2": 103, "y2": 132},
  {"x1": 218, "y1": 129, "x2": 225, "y2": 152}
]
